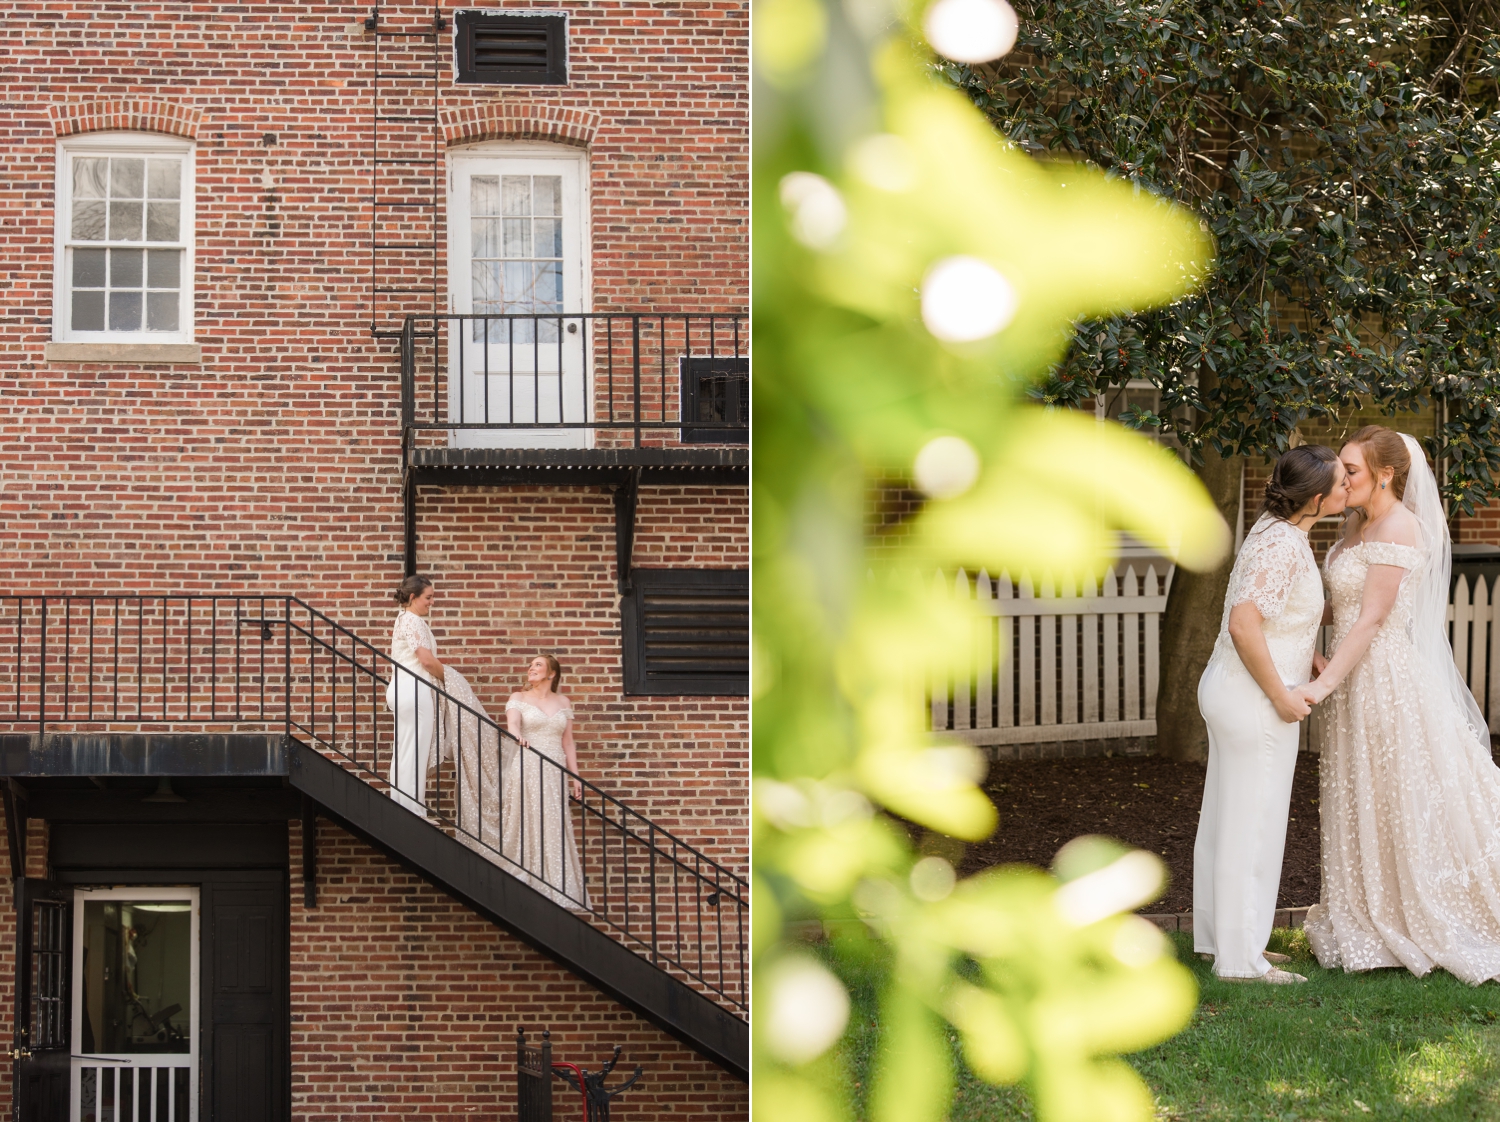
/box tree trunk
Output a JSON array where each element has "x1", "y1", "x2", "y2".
[{"x1": 1155, "y1": 446, "x2": 1243, "y2": 762}]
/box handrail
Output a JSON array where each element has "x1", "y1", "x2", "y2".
[
  {"x1": 399, "y1": 311, "x2": 748, "y2": 449},
  {"x1": 0, "y1": 595, "x2": 747, "y2": 1015}
]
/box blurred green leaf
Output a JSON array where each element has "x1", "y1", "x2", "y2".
[{"x1": 753, "y1": 4, "x2": 1219, "y2": 1121}]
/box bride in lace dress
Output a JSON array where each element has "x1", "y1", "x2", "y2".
[
  {"x1": 1194, "y1": 446, "x2": 1345, "y2": 983},
  {"x1": 1301, "y1": 427, "x2": 1500, "y2": 982},
  {"x1": 503, "y1": 655, "x2": 590, "y2": 912}
]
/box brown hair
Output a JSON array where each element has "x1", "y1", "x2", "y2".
[
  {"x1": 393, "y1": 575, "x2": 433, "y2": 607},
  {"x1": 1344, "y1": 425, "x2": 1412, "y2": 500},
  {"x1": 529, "y1": 654, "x2": 564, "y2": 693},
  {"x1": 1259, "y1": 445, "x2": 1340, "y2": 523}
]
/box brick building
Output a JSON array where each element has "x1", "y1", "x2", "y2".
[{"x1": 0, "y1": 1, "x2": 748, "y2": 1118}]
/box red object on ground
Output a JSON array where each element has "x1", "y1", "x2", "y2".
[{"x1": 553, "y1": 1061, "x2": 590, "y2": 1122}]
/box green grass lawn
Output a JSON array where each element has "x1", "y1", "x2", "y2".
[{"x1": 835, "y1": 930, "x2": 1500, "y2": 1121}]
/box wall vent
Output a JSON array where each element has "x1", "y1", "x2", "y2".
[
  {"x1": 622, "y1": 569, "x2": 749, "y2": 696},
  {"x1": 455, "y1": 12, "x2": 567, "y2": 85}
]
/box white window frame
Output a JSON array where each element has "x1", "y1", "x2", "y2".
[
  {"x1": 70, "y1": 885, "x2": 201, "y2": 1122},
  {"x1": 54, "y1": 132, "x2": 195, "y2": 345},
  {"x1": 447, "y1": 141, "x2": 591, "y2": 320}
]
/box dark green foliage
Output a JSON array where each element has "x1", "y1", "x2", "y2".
[{"x1": 946, "y1": 0, "x2": 1500, "y2": 512}]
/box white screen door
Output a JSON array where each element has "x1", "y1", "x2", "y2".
[
  {"x1": 72, "y1": 887, "x2": 199, "y2": 1122},
  {"x1": 448, "y1": 149, "x2": 589, "y2": 448}
]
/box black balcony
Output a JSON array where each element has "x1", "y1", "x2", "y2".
[
  {"x1": 397, "y1": 311, "x2": 747, "y2": 573},
  {"x1": 400, "y1": 311, "x2": 747, "y2": 467}
]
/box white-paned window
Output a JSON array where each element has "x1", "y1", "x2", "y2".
[
  {"x1": 55, "y1": 134, "x2": 194, "y2": 343},
  {"x1": 468, "y1": 169, "x2": 568, "y2": 344}
]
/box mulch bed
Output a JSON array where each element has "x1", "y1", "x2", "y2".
[{"x1": 953, "y1": 753, "x2": 1323, "y2": 914}]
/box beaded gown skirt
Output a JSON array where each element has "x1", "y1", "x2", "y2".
[
  {"x1": 438, "y1": 683, "x2": 591, "y2": 912},
  {"x1": 1307, "y1": 541, "x2": 1500, "y2": 983},
  {"x1": 501, "y1": 700, "x2": 591, "y2": 912}
]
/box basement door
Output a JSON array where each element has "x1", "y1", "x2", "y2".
[{"x1": 447, "y1": 148, "x2": 590, "y2": 449}]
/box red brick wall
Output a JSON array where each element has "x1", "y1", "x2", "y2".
[
  {"x1": 1456, "y1": 500, "x2": 1500, "y2": 545},
  {"x1": 0, "y1": 821, "x2": 746, "y2": 1119},
  {"x1": 290, "y1": 818, "x2": 745, "y2": 1121},
  {"x1": 0, "y1": 2, "x2": 747, "y2": 1094},
  {"x1": 0, "y1": 3, "x2": 746, "y2": 845}
]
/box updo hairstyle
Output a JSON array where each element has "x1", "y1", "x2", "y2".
[
  {"x1": 1345, "y1": 425, "x2": 1412, "y2": 500},
  {"x1": 1260, "y1": 444, "x2": 1341, "y2": 523},
  {"x1": 393, "y1": 574, "x2": 434, "y2": 607}
]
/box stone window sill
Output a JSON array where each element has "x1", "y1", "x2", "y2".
[{"x1": 45, "y1": 342, "x2": 202, "y2": 364}]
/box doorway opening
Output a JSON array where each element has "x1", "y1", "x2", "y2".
[{"x1": 72, "y1": 886, "x2": 199, "y2": 1122}]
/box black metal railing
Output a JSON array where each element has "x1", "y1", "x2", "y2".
[
  {"x1": 400, "y1": 312, "x2": 748, "y2": 450},
  {"x1": 0, "y1": 596, "x2": 747, "y2": 1016}
]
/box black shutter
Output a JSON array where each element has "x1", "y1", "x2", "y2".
[
  {"x1": 623, "y1": 570, "x2": 748, "y2": 696},
  {"x1": 680, "y1": 356, "x2": 748, "y2": 444},
  {"x1": 455, "y1": 13, "x2": 567, "y2": 85},
  {"x1": 12, "y1": 879, "x2": 72, "y2": 1122}
]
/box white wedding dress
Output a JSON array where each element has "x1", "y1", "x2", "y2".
[
  {"x1": 502, "y1": 699, "x2": 591, "y2": 913},
  {"x1": 1194, "y1": 514, "x2": 1325, "y2": 978},
  {"x1": 1307, "y1": 442, "x2": 1500, "y2": 981}
]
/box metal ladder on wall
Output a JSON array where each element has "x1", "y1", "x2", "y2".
[{"x1": 367, "y1": 1, "x2": 444, "y2": 340}]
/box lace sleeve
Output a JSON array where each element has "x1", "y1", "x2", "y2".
[
  {"x1": 505, "y1": 700, "x2": 522, "y2": 711},
  {"x1": 1361, "y1": 541, "x2": 1422, "y2": 570},
  {"x1": 392, "y1": 611, "x2": 426, "y2": 652},
  {"x1": 1229, "y1": 525, "x2": 1307, "y2": 622}
]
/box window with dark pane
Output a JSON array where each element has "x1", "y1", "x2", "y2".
[
  {"x1": 470, "y1": 173, "x2": 564, "y2": 345},
  {"x1": 29, "y1": 899, "x2": 67, "y2": 1049},
  {"x1": 455, "y1": 12, "x2": 566, "y2": 85},
  {"x1": 67, "y1": 152, "x2": 184, "y2": 335},
  {"x1": 622, "y1": 569, "x2": 748, "y2": 696},
  {"x1": 680, "y1": 356, "x2": 748, "y2": 444}
]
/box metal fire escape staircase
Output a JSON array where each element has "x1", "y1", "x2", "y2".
[{"x1": 0, "y1": 597, "x2": 747, "y2": 1078}]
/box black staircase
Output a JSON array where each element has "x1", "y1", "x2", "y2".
[{"x1": 0, "y1": 596, "x2": 747, "y2": 1078}]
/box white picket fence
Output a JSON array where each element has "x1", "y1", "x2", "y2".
[
  {"x1": 929, "y1": 567, "x2": 1500, "y2": 746},
  {"x1": 1449, "y1": 572, "x2": 1500, "y2": 733},
  {"x1": 928, "y1": 566, "x2": 1168, "y2": 746}
]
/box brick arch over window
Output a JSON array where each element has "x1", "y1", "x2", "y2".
[
  {"x1": 441, "y1": 104, "x2": 600, "y2": 149},
  {"x1": 51, "y1": 99, "x2": 202, "y2": 141}
]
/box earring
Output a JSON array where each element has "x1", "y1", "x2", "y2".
[{"x1": 1380, "y1": 481, "x2": 1386, "y2": 489}]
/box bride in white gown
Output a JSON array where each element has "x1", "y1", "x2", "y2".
[
  {"x1": 503, "y1": 655, "x2": 590, "y2": 912},
  {"x1": 1301, "y1": 426, "x2": 1500, "y2": 982}
]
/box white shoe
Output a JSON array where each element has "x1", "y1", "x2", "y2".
[
  {"x1": 1222, "y1": 967, "x2": 1307, "y2": 984},
  {"x1": 1264, "y1": 951, "x2": 1291, "y2": 964}
]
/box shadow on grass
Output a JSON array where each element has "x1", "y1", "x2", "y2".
[
  {"x1": 1141, "y1": 931, "x2": 1500, "y2": 1121},
  {"x1": 830, "y1": 931, "x2": 1500, "y2": 1122}
]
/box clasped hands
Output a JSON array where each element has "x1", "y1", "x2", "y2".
[{"x1": 1276, "y1": 652, "x2": 1331, "y2": 723}]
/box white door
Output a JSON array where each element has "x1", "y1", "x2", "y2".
[
  {"x1": 72, "y1": 887, "x2": 199, "y2": 1122},
  {"x1": 448, "y1": 149, "x2": 590, "y2": 448}
]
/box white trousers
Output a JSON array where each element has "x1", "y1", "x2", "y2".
[
  {"x1": 387, "y1": 666, "x2": 433, "y2": 817},
  {"x1": 1193, "y1": 660, "x2": 1301, "y2": 978}
]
